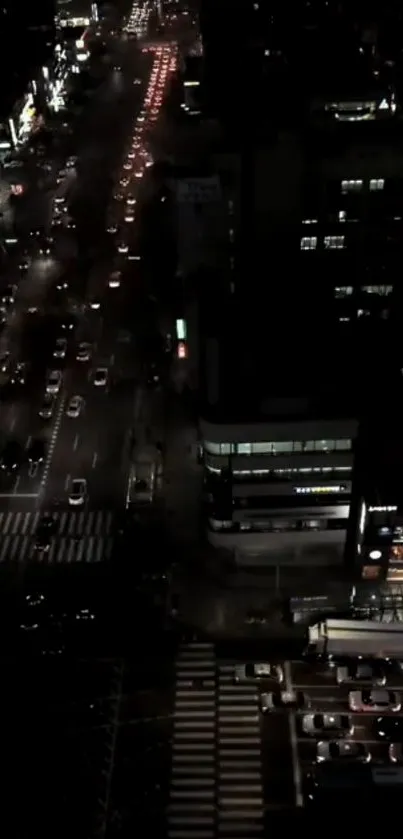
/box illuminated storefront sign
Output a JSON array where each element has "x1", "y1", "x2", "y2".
[
  {"x1": 368, "y1": 505, "x2": 397, "y2": 512},
  {"x1": 59, "y1": 16, "x2": 90, "y2": 27},
  {"x1": 294, "y1": 485, "x2": 347, "y2": 495}
]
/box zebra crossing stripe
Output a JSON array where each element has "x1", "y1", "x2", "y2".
[
  {"x1": 0, "y1": 511, "x2": 116, "y2": 564},
  {"x1": 216, "y1": 663, "x2": 264, "y2": 838}
]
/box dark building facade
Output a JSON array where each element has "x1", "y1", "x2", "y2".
[{"x1": 0, "y1": 0, "x2": 56, "y2": 118}]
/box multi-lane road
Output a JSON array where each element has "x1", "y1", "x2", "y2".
[{"x1": 0, "y1": 25, "x2": 177, "y2": 563}]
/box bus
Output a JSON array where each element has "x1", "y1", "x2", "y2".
[{"x1": 305, "y1": 618, "x2": 403, "y2": 661}]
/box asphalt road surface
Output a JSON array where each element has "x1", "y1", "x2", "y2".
[{"x1": 0, "y1": 34, "x2": 177, "y2": 569}]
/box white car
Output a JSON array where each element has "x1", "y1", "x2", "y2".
[
  {"x1": 66, "y1": 395, "x2": 83, "y2": 418},
  {"x1": 93, "y1": 367, "x2": 108, "y2": 387},
  {"x1": 120, "y1": 177, "x2": 130, "y2": 188},
  {"x1": 348, "y1": 690, "x2": 401, "y2": 713},
  {"x1": 234, "y1": 663, "x2": 283, "y2": 683},
  {"x1": 69, "y1": 478, "x2": 87, "y2": 506},
  {"x1": 124, "y1": 212, "x2": 135, "y2": 223},
  {"x1": 76, "y1": 342, "x2": 91, "y2": 362},
  {"x1": 302, "y1": 714, "x2": 353, "y2": 738},
  {"x1": 107, "y1": 222, "x2": 118, "y2": 234},
  {"x1": 336, "y1": 662, "x2": 386, "y2": 686},
  {"x1": 108, "y1": 271, "x2": 121, "y2": 288},
  {"x1": 46, "y1": 369, "x2": 62, "y2": 394},
  {"x1": 53, "y1": 338, "x2": 67, "y2": 358},
  {"x1": 126, "y1": 194, "x2": 136, "y2": 206},
  {"x1": 117, "y1": 242, "x2": 128, "y2": 254}
]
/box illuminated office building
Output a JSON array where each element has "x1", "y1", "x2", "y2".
[
  {"x1": 55, "y1": 0, "x2": 98, "y2": 29},
  {"x1": 194, "y1": 1, "x2": 403, "y2": 569}
]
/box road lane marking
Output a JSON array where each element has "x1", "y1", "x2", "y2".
[
  {"x1": 28, "y1": 463, "x2": 38, "y2": 478},
  {"x1": 92, "y1": 451, "x2": 98, "y2": 468},
  {"x1": 9, "y1": 414, "x2": 16, "y2": 431},
  {"x1": 13, "y1": 475, "x2": 20, "y2": 494},
  {"x1": 25, "y1": 435, "x2": 32, "y2": 450},
  {"x1": 0, "y1": 493, "x2": 38, "y2": 498},
  {"x1": 73, "y1": 434, "x2": 79, "y2": 451},
  {"x1": 64, "y1": 473, "x2": 70, "y2": 491},
  {"x1": 40, "y1": 393, "x2": 65, "y2": 491},
  {"x1": 284, "y1": 660, "x2": 303, "y2": 808}
]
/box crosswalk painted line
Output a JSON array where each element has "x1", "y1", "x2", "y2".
[
  {"x1": 217, "y1": 664, "x2": 264, "y2": 838},
  {"x1": 168, "y1": 642, "x2": 216, "y2": 839},
  {"x1": 0, "y1": 509, "x2": 113, "y2": 538},
  {"x1": 0, "y1": 510, "x2": 115, "y2": 563},
  {"x1": 0, "y1": 534, "x2": 114, "y2": 564}
]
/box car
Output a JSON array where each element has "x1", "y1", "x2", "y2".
[
  {"x1": 11, "y1": 362, "x2": 27, "y2": 385},
  {"x1": 261, "y1": 690, "x2": 308, "y2": 713},
  {"x1": 65, "y1": 216, "x2": 76, "y2": 229},
  {"x1": 46, "y1": 369, "x2": 62, "y2": 394},
  {"x1": 34, "y1": 519, "x2": 54, "y2": 551},
  {"x1": 126, "y1": 194, "x2": 136, "y2": 206},
  {"x1": 39, "y1": 236, "x2": 53, "y2": 256},
  {"x1": 76, "y1": 342, "x2": 91, "y2": 362},
  {"x1": 93, "y1": 367, "x2": 108, "y2": 387},
  {"x1": 336, "y1": 661, "x2": 386, "y2": 686},
  {"x1": 27, "y1": 439, "x2": 46, "y2": 463},
  {"x1": 1, "y1": 284, "x2": 17, "y2": 305},
  {"x1": 1, "y1": 440, "x2": 23, "y2": 472},
  {"x1": 53, "y1": 338, "x2": 67, "y2": 358},
  {"x1": 316, "y1": 740, "x2": 371, "y2": 764},
  {"x1": 19, "y1": 257, "x2": 30, "y2": 272},
  {"x1": 107, "y1": 222, "x2": 118, "y2": 234},
  {"x1": 301, "y1": 714, "x2": 354, "y2": 738},
  {"x1": 349, "y1": 689, "x2": 401, "y2": 713},
  {"x1": 69, "y1": 478, "x2": 87, "y2": 506},
  {"x1": 61, "y1": 316, "x2": 75, "y2": 331},
  {"x1": 108, "y1": 271, "x2": 121, "y2": 288},
  {"x1": 123, "y1": 162, "x2": 132, "y2": 171},
  {"x1": 89, "y1": 299, "x2": 100, "y2": 310},
  {"x1": 234, "y1": 663, "x2": 283, "y2": 683},
  {"x1": 55, "y1": 277, "x2": 68, "y2": 292},
  {"x1": 124, "y1": 211, "x2": 135, "y2": 223},
  {"x1": 39, "y1": 394, "x2": 55, "y2": 419},
  {"x1": 374, "y1": 716, "x2": 403, "y2": 741},
  {"x1": 66, "y1": 395, "x2": 83, "y2": 418},
  {"x1": 120, "y1": 177, "x2": 130, "y2": 188},
  {"x1": 113, "y1": 191, "x2": 124, "y2": 201},
  {"x1": 117, "y1": 242, "x2": 128, "y2": 254},
  {"x1": 0, "y1": 351, "x2": 10, "y2": 373}
]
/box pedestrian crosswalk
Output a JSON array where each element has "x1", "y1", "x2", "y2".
[
  {"x1": 169, "y1": 642, "x2": 217, "y2": 839},
  {"x1": 217, "y1": 664, "x2": 264, "y2": 837},
  {"x1": 168, "y1": 645, "x2": 264, "y2": 838},
  {"x1": 0, "y1": 510, "x2": 114, "y2": 564}
]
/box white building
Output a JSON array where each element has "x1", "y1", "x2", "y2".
[
  {"x1": 198, "y1": 317, "x2": 359, "y2": 567},
  {"x1": 201, "y1": 411, "x2": 357, "y2": 565}
]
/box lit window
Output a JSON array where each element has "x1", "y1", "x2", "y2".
[
  {"x1": 300, "y1": 236, "x2": 317, "y2": 250},
  {"x1": 338, "y1": 211, "x2": 347, "y2": 222},
  {"x1": 341, "y1": 179, "x2": 363, "y2": 194},
  {"x1": 369, "y1": 178, "x2": 385, "y2": 191},
  {"x1": 324, "y1": 235, "x2": 345, "y2": 249},
  {"x1": 302, "y1": 219, "x2": 318, "y2": 225},
  {"x1": 334, "y1": 286, "x2": 353, "y2": 297},
  {"x1": 361, "y1": 285, "x2": 393, "y2": 296}
]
